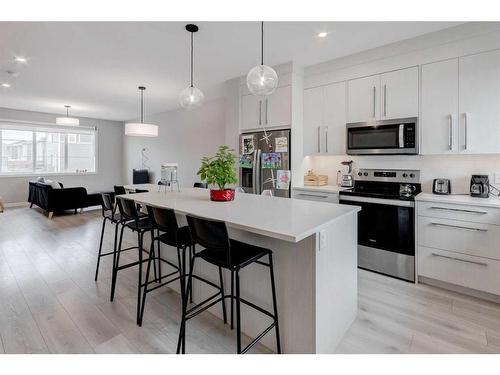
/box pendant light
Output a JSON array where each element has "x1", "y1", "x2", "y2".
[
  {"x1": 125, "y1": 86, "x2": 159, "y2": 137},
  {"x1": 56, "y1": 105, "x2": 80, "y2": 126},
  {"x1": 246, "y1": 21, "x2": 278, "y2": 98},
  {"x1": 179, "y1": 24, "x2": 205, "y2": 110}
]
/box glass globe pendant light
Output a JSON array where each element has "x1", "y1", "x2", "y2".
[
  {"x1": 246, "y1": 22, "x2": 278, "y2": 98},
  {"x1": 179, "y1": 24, "x2": 205, "y2": 110},
  {"x1": 125, "y1": 86, "x2": 159, "y2": 137}
]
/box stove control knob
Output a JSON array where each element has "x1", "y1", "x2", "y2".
[
  {"x1": 363, "y1": 172, "x2": 368, "y2": 176},
  {"x1": 410, "y1": 173, "x2": 415, "y2": 178},
  {"x1": 358, "y1": 172, "x2": 362, "y2": 176},
  {"x1": 402, "y1": 173, "x2": 408, "y2": 178}
]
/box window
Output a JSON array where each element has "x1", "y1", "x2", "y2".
[{"x1": 0, "y1": 121, "x2": 97, "y2": 176}]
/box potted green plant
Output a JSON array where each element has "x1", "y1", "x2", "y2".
[{"x1": 197, "y1": 145, "x2": 238, "y2": 201}]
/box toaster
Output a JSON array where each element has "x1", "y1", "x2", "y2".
[{"x1": 432, "y1": 179, "x2": 451, "y2": 195}]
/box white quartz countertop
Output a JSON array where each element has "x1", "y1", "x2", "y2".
[
  {"x1": 292, "y1": 185, "x2": 346, "y2": 194},
  {"x1": 120, "y1": 187, "x2": 360, "y2": 242},
  {"x1": 416, "y1": 192, "x2": 500, "y2": 208}
]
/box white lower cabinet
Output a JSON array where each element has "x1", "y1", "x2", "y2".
[
  {"x1": 418, "y1": 246, "x2": 500, "y2": 296},
  {"x1": 292, "y1": 189, "x2": 339, "y2": 204},
  {"x1": 417, "y1": 200, "x2": 500, "y2": 296},
  {"x1": 418, "y1": 216, "x2": 500, "y2": 260}
]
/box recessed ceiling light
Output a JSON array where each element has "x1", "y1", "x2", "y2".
[
  {"x1": 317, "y1": 32, "x2": 328, "y2": 38},
  {"x1": 14, "y1": 56, "x2": 27, "y2": 63},
  {"x1": 1, "y1": 83, "x2": 11, "y2": 88}
]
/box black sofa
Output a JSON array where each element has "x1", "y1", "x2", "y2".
[{"x1": 28, "y1": 181, "x2": 113, "y2": 219}]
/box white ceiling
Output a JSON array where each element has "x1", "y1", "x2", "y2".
[{"x1": 0, "y1": 22, "x2": 461, "y2": 121}]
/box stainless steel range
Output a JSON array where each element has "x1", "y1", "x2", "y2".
[{"x1": 339, "y1": 169, "x2": 421, "y2": 282}]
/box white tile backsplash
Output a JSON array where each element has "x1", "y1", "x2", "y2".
[{"x1": 302, "y1": 154, "x2": 500, "y2": 194}]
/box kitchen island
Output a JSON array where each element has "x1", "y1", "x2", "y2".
[{"x1": 121, "y1": 187, "x2": 360, "y2": 353}]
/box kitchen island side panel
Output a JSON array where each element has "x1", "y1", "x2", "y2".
[{"x1": 315, "y1": 212, "x2": 358, "y2": 353}]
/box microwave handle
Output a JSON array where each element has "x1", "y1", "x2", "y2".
[{"x1": 399, "y1": 124, "x2": 404, "y2": 148}]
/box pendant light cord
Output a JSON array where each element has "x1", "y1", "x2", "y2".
[
  {"x1": 140, "y1": 88, "x2": 144, "y2": 124},
  {"x1": 261, "y1": 21, "x2": 264, "y2": 66},
  {"x1": 190, "y1": 31, "x2": 194, "y2": 88}
]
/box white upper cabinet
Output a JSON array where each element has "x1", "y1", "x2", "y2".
[
  {"x1": 347, "y1": 74, "x2": 379, "y2": 123},
  {"x1": 266, "y1": 85, "x2": 292, "y2": 128},
  {"x1": 324, "y1": 82, "x2": 347, "y2": 154},
  {"x1": 459, "y1": 49, "x2": 500, "y2": 154},
  {"x1": 240, "y1": 93, "x2": 262, "y2": 132},
  {"x1": 380, "y1": 66, "x2": 419, "y2": 120},
  {"x1": 303, "y1": 82, "x2": 346, "y2": 155},
  {"x1": 421, "y1": 59, "x2": 459, "y2": 154},
  {"x1": 240, "y1": 85, "x2": 291, "y2": 133},
  {"x1": 347, "y1": 67, "x2": 418, "y2": 123},
  {"x1": 303, "y1": 86, "x2": 324, "y2": 155}
]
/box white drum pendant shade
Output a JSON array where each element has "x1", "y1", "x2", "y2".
[
  {"x1": 125, "y1": 86, "x2": 158, "y2": 137},
  {"x1": 56, "y1": 105, "x2": 80, "y2": 126},
  {"x1": 124, "y1": 122, "x2": 158, "y2": 137}
]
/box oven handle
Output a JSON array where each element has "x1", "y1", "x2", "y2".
[{"x1": 339, "y1": 195, "x2": 414, "y2": 207}]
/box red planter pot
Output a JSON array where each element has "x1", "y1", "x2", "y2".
[{"x1": 210, "y1": 189, "x2": 235, "y2": 202}]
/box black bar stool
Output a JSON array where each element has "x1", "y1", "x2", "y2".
[
  {"x1": 178, "y1": 215, "x2": 281, "y2": 354},
  {"x1": 137, "y1": 205, "x2": 193, "y2": 326},
  {"x1": 111, "y1": 196, "x2": 156, "y2": 324},
  {"x1": 94, "y1": 193, "x2": 122, "y2": 281}
]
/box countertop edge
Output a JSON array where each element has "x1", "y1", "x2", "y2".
[
  {"x1": 415, "y1": 192, "x2": 500, "y2": 209},
  {"x1": 119, "y1": 192, "x2": 361, "y2": 243}
]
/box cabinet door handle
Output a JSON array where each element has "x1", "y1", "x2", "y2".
[
  {"x1": 372, "y1": 86, "x2": 376, "y2": 118},
  {"x1": 430, "y1": 222, "x2": 487, "y2": 232},
  {"x1": 297, "y1": 193, "x2": 329, "y2": 199},
  {"x1": 464, "y1": 112, "x2": 468, "y2": 150},
  {"x1": 431, "y1": 253, "x2": 488, "y2": 267},
  {"x1": 258, "y1": 100, "x2": 262, "y2": 126},
  {"x1": 448, "y1": 114, "x2": 453, "y2": 150},
  {"x1": 383, "y1": 84, "x2": 387, "y2": 117},
  {"x1": 265, "y1": 99, "x2": 268, "y2": 125},
  {"x1": 317, "y1": 126, "x2": 321, "y2": 153},
  {"x1": 325, "y1": 127, "x2": 328, "y2": 153},
  {"x1": 429, "y1": 206, "x2": 487, "y2": 215}
]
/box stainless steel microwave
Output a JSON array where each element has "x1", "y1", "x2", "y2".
[{"x1": 346, "y1": 117, "x2": 418, "y2": 155}]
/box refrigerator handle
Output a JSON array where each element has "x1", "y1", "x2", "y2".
[
  {"x1": 251, "y1": 149, "x2": 257, "y2": 194},
  {"x1": 256, "y1": 149, "x2": 262, "y2": 195}
]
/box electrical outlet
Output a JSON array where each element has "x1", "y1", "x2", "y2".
[
  {"x1": 495, "y1": 173, "x2": 500, "y2": 185},
  {"x1": 319, "y1": 230, "x2": 327, "y2": 251}
]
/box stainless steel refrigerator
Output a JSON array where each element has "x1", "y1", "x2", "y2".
[{"x1": 238, "y1": 129, "x2": 291, "y2": 198}]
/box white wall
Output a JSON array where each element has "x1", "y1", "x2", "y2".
[
  {"x1": 0, "y1": 107, "x2": 124, "y2": 204},
  {"x1": 123, "y1": 98, "x2": 226, "y2": 187},
  {"x1": 304, "y1": 155, "x2": 500, "y2": 194}
]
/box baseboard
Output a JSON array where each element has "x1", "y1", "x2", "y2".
[
  {"x1": 418, "y1": 275, "x2": 500, "y2": 304},
  {"x1": 4, "y1": 202, "x2": 30, "y2": 208}
]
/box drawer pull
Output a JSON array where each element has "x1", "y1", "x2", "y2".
[
  {"x1": 429, "y1": 206, "x2": 487, "y2": 215},
  {"x1": 431, "y1": 253, "x2": 488, "y2": 267},
  {"x1": 297, "y1": 193, "x2": 329, "y2": 199},
  {"x1": 430, "y1": 222, "x2": 487, "y2": 232}
]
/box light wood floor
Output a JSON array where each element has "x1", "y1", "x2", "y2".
[{"x1": 1, "y1": 206, "x2": 500, "y2": 354}]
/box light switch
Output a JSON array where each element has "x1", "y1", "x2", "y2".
[{"x1": 319, "y1": 230, "x2": 327, "y2": 251}]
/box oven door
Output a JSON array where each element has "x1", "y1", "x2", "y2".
[{"x1": 339, "y1": 195, "x2": 415, "y2": 281}]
